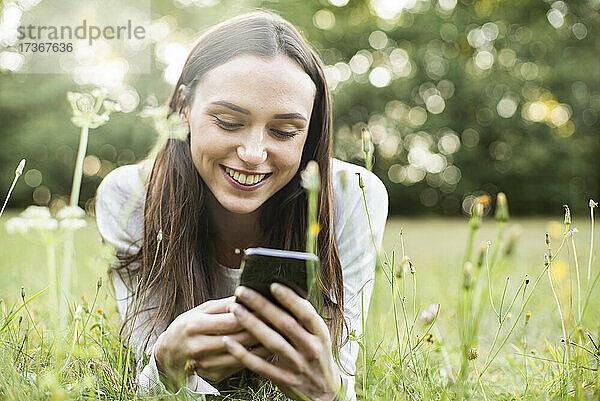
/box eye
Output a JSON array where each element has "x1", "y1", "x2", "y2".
[
  {"x1": 213, "y1": 116, "x2": 243, "y2": 130},
  {"x1": 270, "y1": 128, "x2": 299, "y2": 139}
]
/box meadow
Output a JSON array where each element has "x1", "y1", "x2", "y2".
[
  {"x1": 1, "y1": 209, "x2": 598, "y2": 400},
  {"x1": 0, "y1": 90, "x2": 598, "y2": 400}
]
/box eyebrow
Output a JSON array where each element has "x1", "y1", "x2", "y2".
[{"x1": 210, "y1": 101, "x2": 307, "y2": 121}]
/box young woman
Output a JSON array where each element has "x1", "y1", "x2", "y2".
[{"x1": 95, "y1": 10, "x2": 388, "y2": 401}]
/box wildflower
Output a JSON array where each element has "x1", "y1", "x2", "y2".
[
  {"x1": 309, "y1": 222, "x2": 321, "y2": 236},
  {"x1": 563, "y1": 205, "x2": 571, "y2": 225},
  {"x1": 5, "y1": 217, "x2": 30, "y2": 234},
  {"x1": 21, "y1": 205, "x2": 52, "y2": 219},
  {"x1": 68, "y1": 89, "x2": 119, "y2": 129},
  {"x1": 424, "y1": 333, "x2": 434, "y2": 344},
  {"x1": 59, "y1": 218, "x2": 87, "y2": 231},
  {"x1": 495, "y1": 192, "x2": 509, "y2": 222},
  {"x1": 97, "y1": 308, "x2": 103, "y2": 315},
  {"x1": 103, "y1": 100, "x2": 122, "y2": 113},
  {"x1": 300, "y1": 161, "x2": 321, "y2": 191},
  {"x1": 7, "y1": 206, "x2": 59, "y2": 234},
  {"x1": 419, "y1": 303, "x2": 439, "y2": 324},
  {"x1": 468, "y1": 347, "x2": 478, "y2": 360},
  {"x1": 56, "y1": 206, "x2": 85, "y2": 220}
]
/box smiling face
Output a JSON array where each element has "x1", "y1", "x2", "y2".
[{"x1": 185, "y1": 54, "x2": 317, "y2": 215}]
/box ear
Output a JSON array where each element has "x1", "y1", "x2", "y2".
[{"x1": 174, "y1": 84, "x2": 190, "y2": 120}]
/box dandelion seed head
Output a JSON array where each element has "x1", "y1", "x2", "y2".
[
  {"x1": 56, "y1": 206, "x2": 85, "y2": 220},
  {"x1": 6, "y1": 217, "x2": 30, "y2": 234},
  {"x1": 91, "y1": 87, "x2": 109, "y2": 98},
  {"x1": 59, "y1": 218, "x2": 87, "y2": 231},
  {"x1": 21, "y1": 206, "x2": 51, "y2": 220}
]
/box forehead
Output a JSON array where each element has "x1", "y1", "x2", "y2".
[{"x1": 192, "y1": 54, "x2": 317, "y2": 115}]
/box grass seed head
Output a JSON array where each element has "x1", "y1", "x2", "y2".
[
  {"x1": 356, "y1": 172, "x2": 365, "y2": 189},
  {"x1": 544, "y1": 253, "x2": 550, "y2": 267},
  {"x1": 563, "y1": 204, "x2": 571, "y2": 225},
  {"x1": 590, "y1": 199, "x2": 598, "y2": 209},
  {"x1": 545, "y1": 232, "x2": 550, "y2": 247},
  {"x1": 495, "y1": 192, "x2": 509, "y2": 222},
  {"x1": 15, "y1": 159, "x2": 26, "y2": 176},
  {"x1": 463, "y1": 262, "x2": 473, "y2": 289},
  {"x1": 96, "y1": 277, "x2": 102, "y2": 289},
  {"x1": 525, "y1": 310, "x2": 531, "y2": 325},
  {"x1": 20, "y1": 286, "x2": 25, "y2": 300},
  {"x1": 476, "y1": 241, "x2": 487, "y2": 269},
  {"x1": 468, "y1": 347, "x2": 478, "y2": 360}
]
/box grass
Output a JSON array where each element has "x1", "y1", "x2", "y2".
[
  {"x1": 1, "y1": 210, "x2": 598, "y2": 400},
  {"x1": 0, "y1": 90, "x2": 597, "y2": 400}
]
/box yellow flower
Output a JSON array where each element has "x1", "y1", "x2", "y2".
[{"x1": 309, "y1": 222, "x2": 321, "y2": 236}]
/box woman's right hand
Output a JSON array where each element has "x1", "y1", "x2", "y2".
[{"x1": 153, "y1": 296, "x2": 272, "y2": 388}]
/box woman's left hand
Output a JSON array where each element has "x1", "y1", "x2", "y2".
[{"x1": 224, "y1": 283, "x2": 342, "y2": 401}]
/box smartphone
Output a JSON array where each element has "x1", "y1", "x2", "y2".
[{"x1": 236, "y1": 247, "x2": 319, "y2": 312}]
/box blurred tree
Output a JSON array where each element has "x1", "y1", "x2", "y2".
[{"x1": 0, "y1": 0, "x2": 598, "y2": 216}]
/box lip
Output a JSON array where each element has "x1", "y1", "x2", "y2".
[{"x1": 220, "y1": 165, "x2": 271, "y2": 191}]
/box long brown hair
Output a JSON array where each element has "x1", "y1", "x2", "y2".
[{"x1": 117, "y1": 10, "x2": 347, "y2": 364}]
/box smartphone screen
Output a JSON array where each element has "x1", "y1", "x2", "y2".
[{"x1": 236, "y1": 247, "x2": 319, "y2": 312}]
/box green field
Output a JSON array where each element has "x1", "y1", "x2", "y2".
[{"x1": 1, "y1": 212, "x2": 598, "y2": 399}]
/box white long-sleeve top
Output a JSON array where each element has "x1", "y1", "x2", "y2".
[{"x1": 94, "y1": 157, "x2": 388, "y2": 400}]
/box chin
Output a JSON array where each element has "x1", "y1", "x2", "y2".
[{"x1": 221, "y1": 200, "x2": 263, "y2": 215}]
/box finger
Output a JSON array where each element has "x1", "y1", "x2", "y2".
[
  {"x1": 224, "y1": 336, "x2": 298, "y2": 387},
  {"x1": 230, "y1": 303, "x2": 305, "y2": 371},
  {"x1": 190, "y1": 345, "x2": 272, "y2": 372},
  {"x1": 188, "y1": 330, "x2": 259, "y2": 358},
  {"x1": 198, "y1": 296, "x2": 237, "y2": 314},
  {"x1": 186, "y1": 312, "x2": 243, "y2": 335},
  {"x1": 234, "y1": 286, "x2": 317, "y2": 354},
  {"x1": 270, "y1": 283, "x2": 328, "y2": 338}
]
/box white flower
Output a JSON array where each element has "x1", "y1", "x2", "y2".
[
  {"x1": 28, "y1": 218, "x2": 58, "y2": 232},
  {"x1": 419, "y1": 303, "x2": 439, "y2": 324},
  {"x1": 91, "y1": 87, "x2": 108, "y2": 98},
  {"x1": 21, "y1": 206, "x2": 52, "y2": 219},
  {"x1": 56, "y1": 206, "x2": 85, "y2": 220},
  {"x1": 6, "y1": 217, "x2": 30, "y2": 234},
  {"x1": 59, "y1": 218, "x2": 87, "y2": 231},
  {"x1": 103, "y1": 100, "x2": 121, "y2": 113}
]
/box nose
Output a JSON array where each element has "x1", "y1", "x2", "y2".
[{"x1": 237, "y1": 128, "x2": 267, "y2": 166}]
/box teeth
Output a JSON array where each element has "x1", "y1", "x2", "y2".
[{"x1": 224, "y1": 166, "x2": 267, "y2": 186}]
